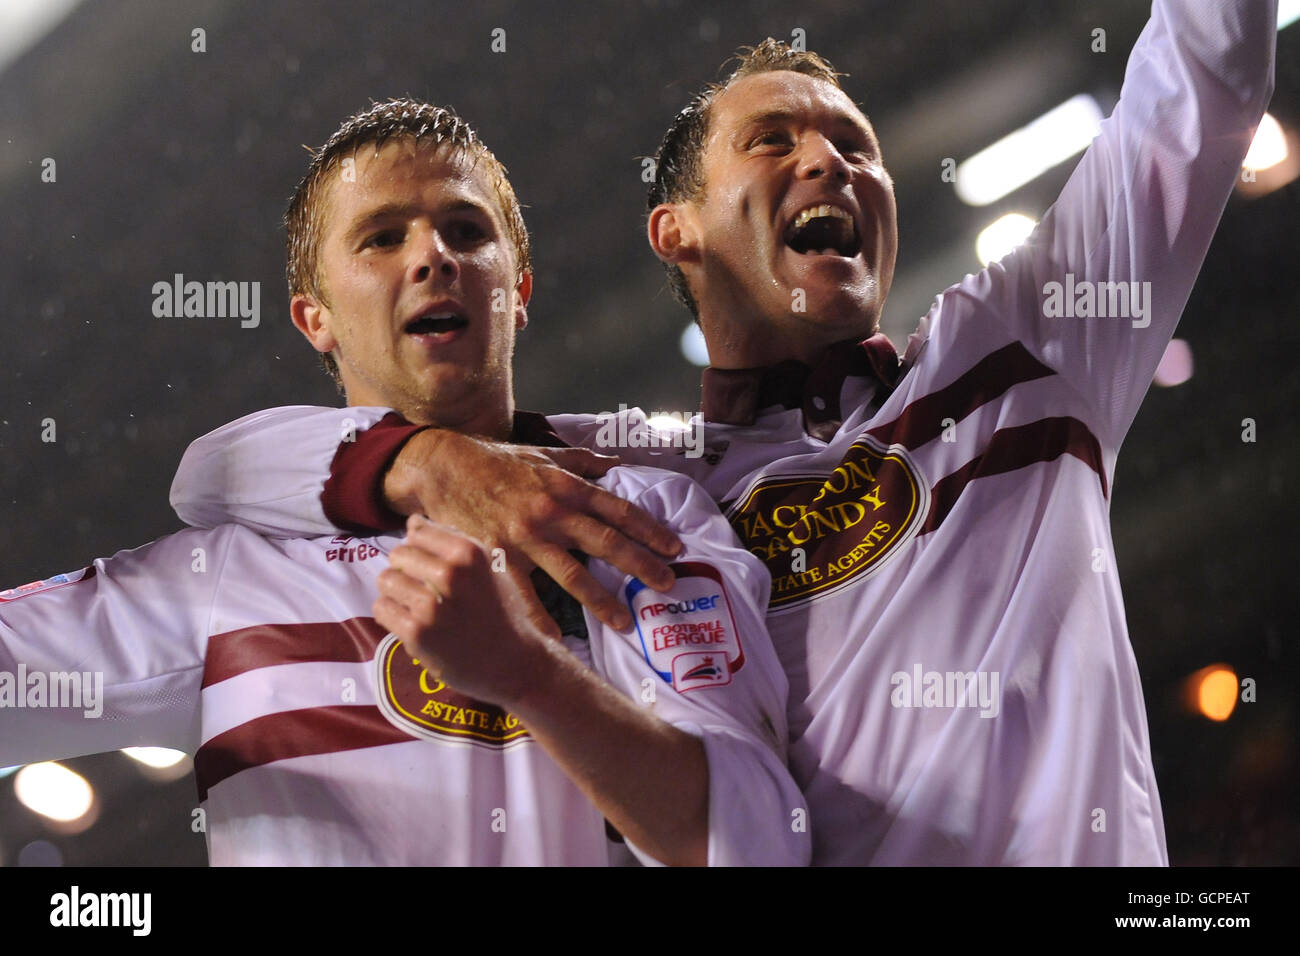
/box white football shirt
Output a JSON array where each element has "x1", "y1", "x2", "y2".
[
  {"x1": 167, "y1": 0, "x2": 1276, "y2": 863},
  {"x1": 1, "y1": 466, "x2": 808, "y2": 866}
]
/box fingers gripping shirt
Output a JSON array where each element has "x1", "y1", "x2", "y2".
[{"x1": 3, "y1": 467, "x2": 805, "y2": 865}]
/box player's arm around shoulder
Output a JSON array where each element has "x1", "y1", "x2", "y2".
[
  {"x1": 173, "y1": 403, "x2": 684, "y2": 634},
  {"x1": 584, "y1": 466, "x2": 811, "y2": 867},
  {"x1": 171, "y1": 404, "x2": 395, "y2": 535}
]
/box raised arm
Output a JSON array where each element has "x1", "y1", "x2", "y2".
[
  {"x1": 171, "y1": 406, "x2": 684, "y2": 630},
  {"x1": 940, "y1": 0, "x2": 1277, "y2": 448},
  {"x1": 375, "y1": 470, "x2": 808, "y2": 867}
]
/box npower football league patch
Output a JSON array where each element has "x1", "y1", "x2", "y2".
[{"x1": 626, "y1": 562, "x2": 745, "y2": 692}]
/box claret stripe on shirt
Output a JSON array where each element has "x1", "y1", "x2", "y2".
[
  {"x1": 859, "y1": 342, "x2": 1106, "y2": 535},
  {"x1": 920, "y1": 416, "x2": 1108, "y2": 536},
  {"x1": 194, "y1": 704, "x2": 411, "y2": 801},
  {"x1": 201, "y1": 618, "x2": 390, "y2": 688},
  {"x1": 869, "y1": 342, "x2": 1056, "y2": 450}
]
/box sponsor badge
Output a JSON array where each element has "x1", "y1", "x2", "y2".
[
  {"x1": 625, "y1": 562, "x2": 744, "y2": 692},
  {"x1": 373, "y1": 633, "x2": 531, "y2": 749},
  {"x1": 0, "y1": 569, "x2": 92, "y2": 602}
]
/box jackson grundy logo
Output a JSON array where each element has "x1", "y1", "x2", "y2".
[
  {"x1": 725, "y1": 439, "x2": 928, "y2": 610},
  {"x1": 373, "y1": 634, "x2": 529, "y2": 748}
]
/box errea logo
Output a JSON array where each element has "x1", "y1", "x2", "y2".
[{"x1": 326, "y1": 536, "x2": 381, "y2": 563}]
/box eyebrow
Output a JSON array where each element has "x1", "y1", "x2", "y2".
[
  {"x1": 340, "y1": 198, "x2": 490, "y2": 245},
  {"x1": 734, "y1": 108, "x2": 876, "y2": 144}
]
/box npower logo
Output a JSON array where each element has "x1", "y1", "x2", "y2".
[{"x1": 638, "y1": 595, "x2": 720, "y2": 619}]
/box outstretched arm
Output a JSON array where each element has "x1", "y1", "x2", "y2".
[{"x1": 0, "y1": 530, "x2": 223, "y2": 768}]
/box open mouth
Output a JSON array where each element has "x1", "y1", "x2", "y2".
[
  {"x1": 784, "y1": 204, "x2": 860, "y2": 257},
  {"x1": 405, "y1": 313, "x2": 469, "y2": 336}
]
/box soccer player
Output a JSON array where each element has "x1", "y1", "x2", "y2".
[
  {"x1": 169, "y1": 1, "x2": 1277, "y2": 863},
  {"x1": 0, "y1": 100, "x2": 809, "y2": 866}
]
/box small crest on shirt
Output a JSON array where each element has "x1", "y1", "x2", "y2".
[
  {"x1": 374, "y1": 634, "x2": 531, "y2": 748},
  {"x1": 0, "y1": 568, "x2": 92, "y2": 602},
  {"x1": 726, "y1": 437, "x2": 928, "y2": 612},
  {"x1": 625, "y1": 562, "x2": 744, "y2": 692}
]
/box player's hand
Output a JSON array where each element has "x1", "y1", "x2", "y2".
[
  {"x1": 381, "y1": 428, "x2": 682, "y2": 631},
  {"x1": 373, "y1": 516, "x2": 560, "y2": 706}
]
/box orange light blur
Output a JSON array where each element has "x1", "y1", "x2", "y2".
[{"x1": 1192, "y1": 665, "x2": 1238, "y2": 722}]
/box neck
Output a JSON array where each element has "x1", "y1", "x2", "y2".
[
  {"x1": 346, "y1": 393, "x2": 516, "y2": 442},
  {"x1": 698, "y1": 313, "x2": 859, "y2": 370}
]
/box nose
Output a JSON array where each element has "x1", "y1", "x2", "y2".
[
  {"x1": 409, "y1": 223, "x2": 459, "y2": 285},
  {"x1": 796, "y1": 133, "x2": 852, "y2": 183}
]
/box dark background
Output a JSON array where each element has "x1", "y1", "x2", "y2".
[{"x1": 0, "y1": 0, "x2": 1295, "y2": 865}]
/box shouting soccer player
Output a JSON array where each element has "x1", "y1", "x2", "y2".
[
  {"x1": 0, "y1": 101, "x2": 809, "y2": 866},
  {"x1": 170, "y1": 1, "x2": 1277, "y2": 863}
]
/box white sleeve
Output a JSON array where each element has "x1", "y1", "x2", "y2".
[
  {"x1": 585, "y1": 469, "x2": 810, "y2": 867},
  {"x1": 946, "y1": 0, "x2": 1276, "y2": 448},
  {"x1": 0, "y1": 529, "x2": 228, "y2": 767},
  {"x1": 170, "y1": 405, "x2": 393, "y2": 536}
]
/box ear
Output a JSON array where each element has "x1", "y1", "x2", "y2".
[
  {"x1": 513, "y1": 271, "x2": 532, "y2": 332},
  {"x1": 290, "y1": 293, "x2": 339, "y2": 354},
  {"x1": 647, "y1": 203, "x2": 700, "y2": 267}
]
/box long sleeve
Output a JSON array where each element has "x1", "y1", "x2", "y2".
[
  {"x1": 935, "y1": 0, "x2": 1277, "y2": 451},
  {"x1": 0, "y1": 528, "x2": 230, "y2": 767},
  {"x1": 584, "y1": 467, "x2": 810, "y2": 866},
  {"x1": 170, "y1": 406, "x2": 396, "y2": 536}
]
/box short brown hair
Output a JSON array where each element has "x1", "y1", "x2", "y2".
[
  {"x1": 647, "y1": 40, "x2": 844, "y2": 320},
  {"x1": 285, "y1": 98, "x2": 531, "y2": 386}
]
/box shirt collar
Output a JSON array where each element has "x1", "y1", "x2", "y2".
[{"x1": 700, "y1": 333, "x2": 901, "y2": 439}]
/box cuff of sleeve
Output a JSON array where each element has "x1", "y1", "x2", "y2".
[
  {"x1": 619, "y1": 721, "x2": 709, "y2": 869},
  {"x1": 697, "y1": 724, "x2": 811, "y2": 867},
  {"x1": 321, "y1": 412, "x2": 427, "y2": 534},
  {"x1": 621, "y1": 722, "x2": 810, "y2": 867}
]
